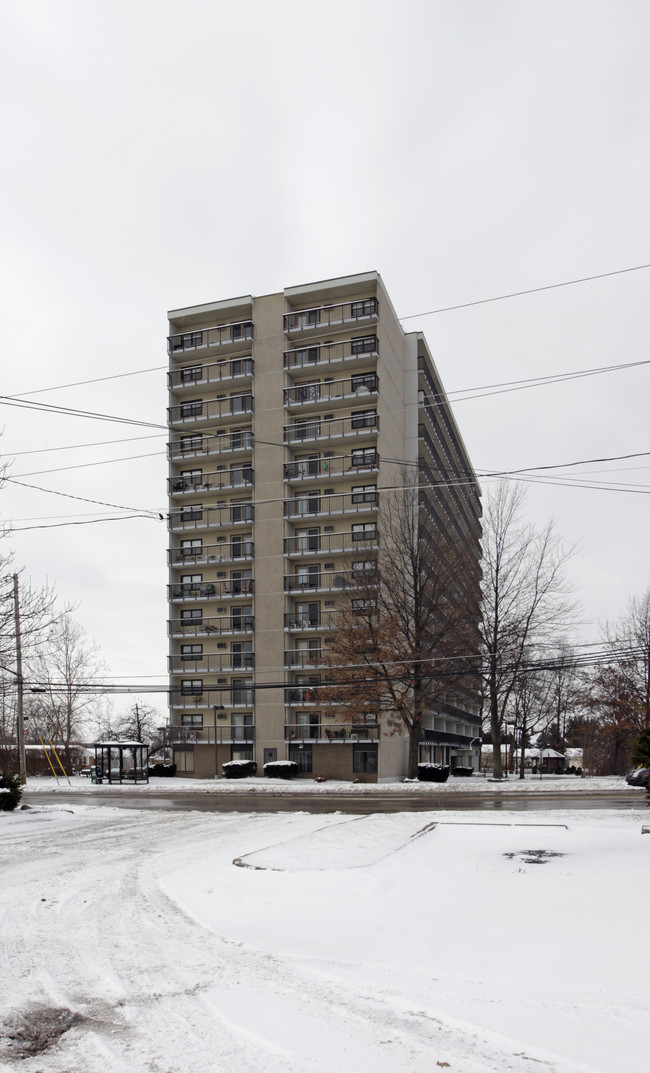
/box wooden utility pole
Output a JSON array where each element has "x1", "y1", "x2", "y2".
[{"x1": 13, "y1": 574, "x2": 27, "y2": 785}]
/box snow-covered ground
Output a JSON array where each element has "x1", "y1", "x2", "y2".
[
  {"x1": 1, "y1": 801, "x2": 648, "y2": 1073},
  {"x1": 22, "y1": 771, "x2": 640, "y2": 794}
]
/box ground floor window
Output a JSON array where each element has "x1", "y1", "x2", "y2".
[
  {"x1": 175, "y1": 750, "x2": 194, "y2": 773},
  {"x1": 288, "y1": 744, "x2": 313, "y2": 773},
  {"x1": 353, "y1": 743, "x2": 378, "y2": 774},
  {"x1": 231, "y1": 746, "x2": 253, "y2": 762}
]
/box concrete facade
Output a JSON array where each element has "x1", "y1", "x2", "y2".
[{"x1": 167, "y1": 272, "x2": 482, "y2": 781}]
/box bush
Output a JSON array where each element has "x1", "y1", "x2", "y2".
[
  {"x1": 575, "y1": 767, "x2": 583, "y2": 776},
  {"x1": 148, "y1": 763, "x2": 177, "y2": 778},
  {"x1": 0, "y1": 773, "x2": 23, "y2": 812},
  {"x1": 222, "y1": 760, "x2": 257, "y2": 779},
  {"x1": 451, "y1": 766, "x2": 474, "y2": 777},
  {"x1": 264, "y1": 761, "x2": 299, "y2": 780},
  {"x1": 417, "y1": 763, "x2": 450, "y2": 783}
]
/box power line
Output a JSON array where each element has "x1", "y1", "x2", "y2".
[
  {"x1": 399, "y1": 262, "x2": 650, "y2": 320},
  {"x1": 4, "y1": 476, "x2": 162, "y2": 517},
  {"x1": 0, "y1": 394, "x2": 166, "y2": 430}
]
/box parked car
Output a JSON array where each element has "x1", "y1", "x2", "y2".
[{"x1": 625, "y1": 767, "x2": 650, "y2": 787}]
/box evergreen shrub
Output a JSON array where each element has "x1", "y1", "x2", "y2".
[
  {"x1": 0, "y1": 773, "x2": 23, "y2": 812},
  {"x1": 264, "y1": 760, "x2": 299, "y2": 780},
  {"x1": 451, "y1": 766, "x2": 474, "y2": 777},
  {"x1": 222, "y1": 760, "x2": 257, "y2": 779},
  {"x1": 417, "y1": 763, "x2": 450, "y2": 783}
]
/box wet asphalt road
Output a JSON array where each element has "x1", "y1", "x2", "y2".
[{"x1": 24, "y1": 789, "x2": 649, "y2": 814}]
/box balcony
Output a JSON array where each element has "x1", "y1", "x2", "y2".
[
  {"x1": 168, "y1": 321, "x2": 253, "y2": 354},
  {"x1": 284, "y1": 722, "x2": 379, "y2": 742},
  {"x1": 168, "y1": 469, "x2": 253, "y2": 495},
  {"x1": 283, "y1": 412, "x2": 378, "y2": 446},
  {"x1": 168, "y1": 357, "x2": 253, "y2": 390},
  {"x1": 168, "y1": 615, "x2": 254, "y2": 638},
  {"x1": 284, "y1": 529, "x2": 378, "y2": 558},
  {"x1": 168, "y1": 394, "x2": 253, "y2": 428},
  {"x1": 284, "y1": 374, "x2": 378, "y2": 411},
  {"x1": 169, "y1": 653, "x2": 254, "y2": 673},
  {"x1": 170, "y1": 688, "x2": 253, "y2": 709},
  {"x1": 284, "y1": 649, "x2": 322, "y2": 669},
  {"x1": 283, "y1": 451, "x2": 378, "y2": 484},
  {"x1": 168, "y1": 503, "x2": 253, "y2": 531},
  {"x1": 168, "y1": 540, "x2": 253, "y2": 566},
  {"x1": 283, "y1": 569, "x2": 375, "y2": 594},
  {"x1": 168, "y1": 579, "x2": 253, "y2": 600},
  {"x1": 168, "y1": 725, "x2": 255, "y2": 745},
  {"x1": 284, "y1": 610, "x2": 341, "y2": 632},
  {"x1": 283, "y1": 299, "x2": 378, "y2": 334},
  {"x1": 285, "y1": 490, "x2": 378, "y2": 521},
  {"x1": 168, "y1": 430, "x2": 253, "y2": 462},
  {"x1": 284, "y1": 335, "x2": 378, "y2": 374}
]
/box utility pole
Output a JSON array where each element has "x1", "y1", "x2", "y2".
[{"x1": 13, "y1": 574, "x2": 27, "y2": 785}]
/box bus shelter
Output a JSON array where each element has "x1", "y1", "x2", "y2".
[{"x1": 94, "y1": 741, "x2": 149, "y2": 784}]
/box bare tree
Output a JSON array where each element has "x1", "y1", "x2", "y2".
[
  {"x1": 479, "y1": 482, "x2": 576, "y2": 779},
  {"x1": 116, "y1": 701, "x2": 164, "y2": 748},
  {"x1": 322, "y1": 472, "x2": 481, "y2": 779},
  {"x1": 26, "y1": 616, "x2": 106, "y2": 769}
]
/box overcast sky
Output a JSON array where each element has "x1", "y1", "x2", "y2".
[{"x1": 1, "y1": 0, "x2": 648, "y2": 712}]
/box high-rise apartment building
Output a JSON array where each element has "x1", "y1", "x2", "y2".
[{"x1": 167, "y1": 272, "x2": 482, "y2": 781}]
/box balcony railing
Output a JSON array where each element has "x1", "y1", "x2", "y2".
[
  {"x1": 168, "y1": 579, "x2": 253, "y2": 600},
  {"x1": 284, "y1": 375, "x2": 378, "y2": 408},
  {"x1": 168, "y1": 395, "x2": 253, "y2": 426},
  {"x1": 168, "y1": 504, "x2": 253, "y2": 531},
  {"x1": 284, "y1": 529, "x2": 378, "y2": 557},
  {"x1": 168, "y1": 540, "x2": 253, "y2": 566},
  {"x1": 283, "y1": 451, "x2": 378, "y2": 483},
  {"x1": 168, "y1": 469, "x2": 253, "y2": 495},
  {"x1": 285, "y1": 490, "x2": 377, "y2": 520},
  {"x1": 168, "y1": 321, "x2": 253, "y2": 353},
  {"x1": 170, "y1": 688, "x2": 254, "y2": 709},
  {"x1": 168, "y1": 357, "x2": 253, "y2": 389},
  {"x1": 283, "y1": 413, "x2": 378, "y2": 445},
  {"x1": 284, "y1": 335, "x2": 379, "y2": 372},
  {"x1": 169, "y1": 725, "x2": 255, "y2": 745},
  {"x1": 284, "y1": 610, "x2": 341, "y2": 631},
  {"x1": 283, "y1": 299, "x2": 378, "y2": 333},
  {"x1": 284, "y1": 722, "x2": 379, "y2": 742},
  {"x1": 168, "y1": 430, "x2": 253, "y2": 461},
  {"x1": 168, "y1": 615, "x2": 254, "y2": 638},
  {"x1": 169, "y1": 654, "x2": 254, "y2": 673},
  {"x1": 284, "y1": 649, "x2": 322, "y2": 668}
]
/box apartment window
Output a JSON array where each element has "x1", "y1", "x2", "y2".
[
  {"x1": 231, "y1": 606, "x2": 253, "y2": 630},
  {"x1": 231, "y1": 642, "x2": 253, "y2": 669},
  {"x1": 293, "y1": 346, "x2": 320, "y2": 366},
  {"x1": 180, "y1": 399, "x2": 203, "y2": 419},
  {"x1": 181, "y1": 679, "x2": 203, "y2": 696},
  {"x1": 295, "y1": 602, "x2": 319, "y2": 627},
  {"x1": 176, "y1": 469, "x2": 202, "y2": 491},
  {"x1": 231, "y1": 535, "x2": 252, "y2": 559},
  {"x1": 296, "y1": 528, "x2": 320, "y2": 553},
  {"x1": 179, "y1": 505, "x2": 202, "y2": 523},
  {"x1": 180, "y1": 644, "x2": 203, "y2": 662},
  {"x1": 232, "y1": 713, "x2": 253, "y2": 741},
  {"x1": 180, "y1": 573, "x2": 202, "y2": 593},
  {"x1": 293, "y1": 491, "x2": 320, "y2": 517},
  {"x1": 232, "y1": 678, "x2": 253, "y2": 706},
  {"x1": 296, "y1": 381, "x2": 320, "y2": 403},
  {"x1": 230, "y1": 570, "x2": 252, "y2": 594},
  {"x1": 180, "y1": 365, "x2": 202, "y2": 384},
  {"x1": 350, "y1": 335, "x2": 378, "y2": 355},
  {"x1": 351, "y1": 485, "x2": 377, "y2": 504},
  {"x1": 289, "y1": 744, "x2": 313, "y2": 772},
  {"x1": 293, "y1": 417, "x2": 320, "y2": 440},
  {"x1": 180, "y1": 539, "x2": 202, "y2": 559},
  {"x1": 230, "y1": 464, "x2": 253, "y2": 486},
  {"x1": 352, "y1": 560, "x2": 376, "y2": 577},
  {"x1": 295, "y1": 565, "x2": 320, "y2": 589},
  {"x1": 231, "y1": 322, "x2": 253, "y2": 341},
  {"x1": 231, "y1": 357, "x2": 253, "y2": 377},
  {"x1": 351, "y1": 522, "x2": 377, "y2": 541},
  {"x1": 350, "y1": 448, "x2": 378, "y2": 469},
  {"x1": 295, "y1": 309, "x2": 320, "y2": 328},
  {"x1": 351, "y1": 373, "x2": 378, "y2": 394},
  {"x1": 231, "y1": 393, "x2": 252, "y2": 414},
  {"x1": 181, "y1": 713, "x2": 203, "y2": 727},
  {"x1": 353, "y1": 743, "x2": 378, "y2": 773},
  {"x1": 180, "y1": 608, "x2": 202, "y2": 623},
  {"x1": 173, "y1": 330, "x2": 202, "y2": 350},
  {"x1": 352, "y1": 598, "x2": 377, "y2": 615},
  {"x1": 230, "y1": 500, "x2": 253, "y2": 523},
  {"x1": 350, "y1": 299, "x2": 377, "y2": 318},
  {"x1": 180, "y1": 434, "x2": 203, "y2": 453},
  {"x1": 351, "y1": 409, "x2": 377, "y2": 429},
  {"x1": 175, "y1": 750, "x2": 195, "y2": 772}
]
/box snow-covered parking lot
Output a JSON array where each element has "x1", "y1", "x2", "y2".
[{"x1": 1, "y1": 801, "x2": 648, "y2": 1073}]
